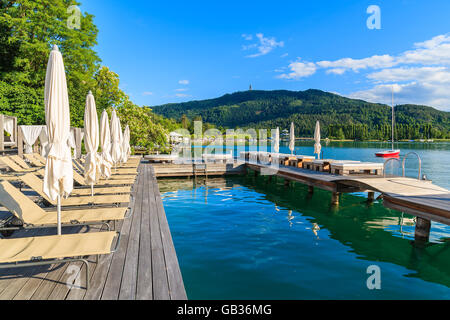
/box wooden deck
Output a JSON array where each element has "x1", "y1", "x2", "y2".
[
  {"x1": 247, "y1": 162, "x2": 450, "y2": 225},
  {"x1": 151, "y1": 161, "x2": 246, "y2": 177},
  {"x1": 0, "y1": 163, "x2": 187, "y2": 300}
]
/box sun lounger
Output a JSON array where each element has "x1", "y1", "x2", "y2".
[
  {"x1": 330, "y1": 162, "x2": 384, "y2": 176},
  {"x1": 0, "y1": 156, "x2": 40, "y2": 173},
  {"x1": 23, "y1": 153, "x2": 45, "y2": 167},
  {"x1": 20, "y1": 173, "x2": 131, "y2": 207},
  {"x1": 71, "y1": 169, "x2": 135, "y2": 186},
  {"x1": 310, "y1": 159, "x2": 361, "y2": 172},
  {"x1": 285, "y1": 155, "x2": 315, "y2": 168},
  {"x1": 0, "y1": 180, "x2": 130, "y2": 234},
  {"x1": 9, "y1": 155, "x2": 34, "y2": 170},
  {"x1": 0, "y1": 231, "x2": 120, "y2": 289}
]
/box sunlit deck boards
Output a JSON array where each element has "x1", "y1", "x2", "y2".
[
  {"x1": 0, "y1": 163, "x2": 186, "y2": 300},
  {"x1": 152, "y1": 162, "x2": 246, "y2": 177},
  {"x1": 246, "y1": 162, "x2": 450, "y2": 224}
]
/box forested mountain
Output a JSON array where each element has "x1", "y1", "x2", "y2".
[{"x1": 152, "y1": 89, "x2": 450, "y2": 140}]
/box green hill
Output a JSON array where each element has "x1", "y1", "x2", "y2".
[{"x1": 151, "y1": 89, "x2": 450, "y2": 140}]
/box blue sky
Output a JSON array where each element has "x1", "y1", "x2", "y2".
[{"x1": 80, "y1": 0, "x2": 450, "y2": 111}]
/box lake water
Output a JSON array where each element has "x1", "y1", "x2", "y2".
[{"x1": 159, "y1": 142, "x2": 450, "y2": 299}]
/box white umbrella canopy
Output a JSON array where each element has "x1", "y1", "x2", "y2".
[
  {"x1": 314, "y1": 121, "x2": 322, "y2": 159},
  {"x1": 289, "y1": 122, "x2": 295, "y2": 155},
  {"x1": 117, "y1": 118, "x2": 124, "y2": 163},
  {"x1": 43, "y1": 45, "x2": 73, "y2": 235},
  {"x1": 83, "y1": 91, "x2": 99, "y2": 192},
  {"x1": 99, "y1": 110, "x2": 113, "y2": 178},
  {"x1": 273, "y1": 127, "x2": 280, "y2": 154},
  {"x1": 123, "y1": 125, "x2": 131, "y2": 163},
  {"x1": 110, "y1": 109, "x2": 122, "y2": 166}
]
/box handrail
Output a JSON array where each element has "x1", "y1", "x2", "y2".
[
  {"x1": 402, "y1": 152, "x2": 422, "y2": 180},
  {"x1": 383, "y1": 158, "x2": 402, "y2": 178}
]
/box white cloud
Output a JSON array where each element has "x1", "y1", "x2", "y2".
[
  {"x1": 277, "y1": 59, "x2": 316, "y2": 79},
  {"x1": 179, "y1": 80, "x2": 189, "y2": 85},
  {"x1": 243, "y1": 33, "x2": 284, "y2": 58},
  {"x1": 276, "y1": 33, "x2": 450, "y2": 110},
  {"x1": 349, "y1": 82, "x2": 450, "y2": 110},
  {"x1": 142, "y1": 91, "x2": 153, "y2": 96},
  {"x1": 367, "y1": 66, "x2": 450, "y2": 83},
  {"x1": 280, "y1": 53, "x2": 289, "y2": 58},
  {"x1": 242, "y1": 34, "x2": 253, "y2": 41},
  {"x1": 175, "y1": 93, "x2": 191, "y2": 98},
  {"x1": 317, "y1": 55, "x2": 396, "y2": 73},
  {"x1": 175, "y1": 88, "x2": 189, "y2": 92}
]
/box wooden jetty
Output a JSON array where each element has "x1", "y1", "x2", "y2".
[
  {"x1": 246, "y1": 161, "x2": 450, "y2": 242},
  {"x1": 152, "y1": 162, "x2": 246, "y2": 178},
  {"x1": 0, "y1": 164, "x2": 186, "y2": 300}
]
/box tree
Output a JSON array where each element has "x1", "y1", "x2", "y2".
[{"x1": 0, "y1": 0, "x2": 100, "y2": 127}]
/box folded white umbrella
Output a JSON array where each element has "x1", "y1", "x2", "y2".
[
  {"x1": 273, "y1": 127, "x2": 280, "y2": 154},
  {"x1": 118, "y1": 117, "x2": 124, "y2": 163},
  {"x1": 43, "y1": 45, "x2": 73, "y2": 235},
  {"x1": 99, "y1": 109, "x2": 113, "y2": 179},
  {"x1": 123, "y1": 125, "x2": 131, "y2": 163},
  {"x1": 314, "y1": 121, "x2": 322, "y2": 159},
  {"x1": 289, "y1": 122, "x2": 295, "y2": 155},
  {"x1": 110, "y1": 109, "x2": 122, "y2": 167},
  {"x1": 83, "y1": 91, "x2": 99, "y2": 195}
]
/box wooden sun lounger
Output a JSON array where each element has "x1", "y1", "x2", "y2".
[
  {"x1": 330, "y1": 162, "x2": 384, "y2": 176},
  {"x1": 23, "y1": 153, "x2": 45, "y2": 167},
  {"x1": 0, "y1": 156, "x2": 40, "y2": 173},
  {"x1": 9, "y1": 155, "x2": 33, "y2": 170},
  {"x1": 287, "y1": 155, "x2": 315, "y2": 168},
  {"x1": 0, "y1": 231, "x2": 120, "y2": 289},
  {"x1": 71, "y1": 169, "x2": 135, "y2": 186},
  {"x1": 20, "y1": 173, "x2": 131, "y2": 207},
  {"x1": 310, "y1": 159, "x2": 361, "y2": 173},
  {"x1": 0, "y1": 180, "x2": 131, "y2": 234}
]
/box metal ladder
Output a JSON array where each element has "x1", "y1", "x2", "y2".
[{"x1": 383, "y1": 152, "x2": 422, "y2": 180}]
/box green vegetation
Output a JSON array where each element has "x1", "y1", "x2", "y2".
[
  {"x1": 0, "y1": 0, "x2": 177, "y2": 153},
  {"x1": 152, "y1": 89, "x2": 450, "y2": 140}
]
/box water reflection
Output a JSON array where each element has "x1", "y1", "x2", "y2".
[{"x1": 159, "y1": 175, "x2": 450, "y2": 296}]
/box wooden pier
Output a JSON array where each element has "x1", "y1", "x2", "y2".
[
  {"x1": 246, "y1": 162, "x2": 450, "y2": 240},
  {"x1": 0, "y1": 164, "x2": 187, "y2": 300},
  {"x1": 151, "y1": 162, "x2": 246, "y2": 178}
]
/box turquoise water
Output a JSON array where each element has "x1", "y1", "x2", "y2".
[{"x1": 160, "y1": 142, "x2": 450, "y2": 299}]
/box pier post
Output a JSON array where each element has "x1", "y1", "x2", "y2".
[
  {"x1": 308, "y1": 186, "x2": 314, "y2": 194},
  {"x1": 284, "y1": 179, "x2": 290, "y2": 187},
  {"x1": 331, "y1": 192, "x2": 340, "y2": 206},
  {"x1": 415, "y1": 217, "x2": 431, "y2": 242},
  {"x1": 368, "y1": 192, "x2": 375, "y2": 203},
  {"x1": 254, "y1": 170, "x2": 258, "y2": 177}
]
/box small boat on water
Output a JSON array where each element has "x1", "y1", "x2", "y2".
[
  {"x1": 376, "y1": 87, "x2": 400, "y2": 158},
  {"x1": 375, "y1": 149, "x2": 400, "y2": 158}
]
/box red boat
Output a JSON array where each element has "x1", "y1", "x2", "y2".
[
  {"x1": 375, "y1": 150, "x2": 400, "y2": 158},
  {"x1": 375, "y1": 88, "x2": 400, "y2": 158}
]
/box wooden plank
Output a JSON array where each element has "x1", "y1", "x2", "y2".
[
  {"x1": 81, "y1": 222, "x2": 124, "y2": 300},
  {"x1": 151, "y1": 166, "x2": 187, "y2": 300},
  {"x1": 45, "y1": 226, "x2": 88, "y2": 300},
  {"x1": 136, "y1": 166, "x2": 153, "y2": 300},
  {"x1": 100, "y1": 171, "x2": 140, "y2": 300},
  {"x1": 0, "y1": 228, "x2": 54, "y2": 300},
  {"x1": 118, "y1": 164, "x2": 144, "y2": 300},
  {"x1": 148, "y1": 166, "x2": 170, "y2": 300}
]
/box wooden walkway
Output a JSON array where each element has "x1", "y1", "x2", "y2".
[
  {"x1": 0, "y1": 164, "x2": 186, "y2": 300},
  {"x1": 247, "y1": 162, "x2": 450, "y2": 224},
  {"x1": 152, "y1": 162, "x2": 246, "y2": 177}
]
